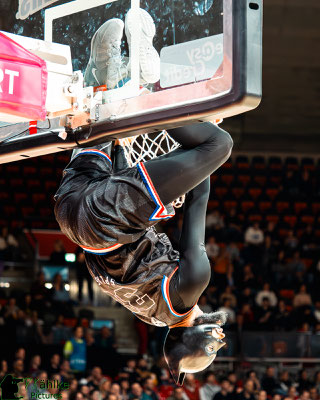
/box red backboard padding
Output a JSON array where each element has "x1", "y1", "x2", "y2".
[{"x1": 0, "y1": 32, "x2": 47, "y2": 120}]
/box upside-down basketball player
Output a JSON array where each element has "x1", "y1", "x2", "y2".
[{"x1": 54, "y1": 10, "x2": 233, "y2": 385}]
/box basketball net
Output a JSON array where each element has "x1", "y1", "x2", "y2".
[{"x1": 119, "y1": 119, "x2": 222, "y2": 209}]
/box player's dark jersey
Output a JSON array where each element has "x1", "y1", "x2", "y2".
[
  {"x1": 85, "y1": 227, "x2": 196, "y2": 327},
  {"x1": 54, "y1": 149, "x2": 195, "y2": 327}
]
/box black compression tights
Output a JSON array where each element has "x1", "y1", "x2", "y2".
[
  {"x1": 144, "y1": 122, "x2": 233, "y2": 205},
  {"x1": 144, "y1": 122, "x2": 233, "y2": 310}
]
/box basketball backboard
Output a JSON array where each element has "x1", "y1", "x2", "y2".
[{"x1": 0, "y1": 0, "x2": 263, "y2": 163}]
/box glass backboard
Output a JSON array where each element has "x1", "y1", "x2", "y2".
[{"x1": 0, "y1": 0, "x2": 262, "y2": 163}]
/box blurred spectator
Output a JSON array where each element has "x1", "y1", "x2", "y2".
[
  {"x1": 213, "y1": 248, "x2": 231, "y2": 289},
  {"x1": 285, "y1": 230, "x2": 299, "y2": 255},
  {"x1": 255, "y1": 283, "x2": 278, "y2": 307},
  {"x1": 94, "y1": 326, "x2": 116, "y2": 349},
  {"x1": 236, "y1": 379, "x2": 255, "y2": 400},
  {"x1": 206, "y1": 210, "x2": 224, "y2": 233},
  {"x1": 0, "y1": 359, "x2": 8, "y2": 379},
  {"x1": 167, "y1": 387, "x2": 189, "y2": 400},
  {"x1": 238, "y1": 304, "x2": 255, "y2": 331},
  {"x1": 52, "y1": 315, "x2": 72, "y2": 345},
  {"x1": 299, "y1": 391, "x2": 311, "y2": 400},
  {"x1": 47, "y1": 353, "x2": 60, "y2": 376},
  {"x1": 255, "y1": 298, "x2": 275, "y2": 331},
  {"x1": 0, "y1": 226, "x2": 19, "y2": 261},
  {"x1": 199, "y1": 371, "x2": 220, "y2": 400},
  {"x1": 119, "y1": 359, "x2": 139, "y2": 384},
  {"x1": 183, "y1": 374, "x2": 200, "y2": 400},
  {"x1": 245, "y1": 223, "x2": 264, "y2": 246},
  {"x1": 87, "y1": 367, "x2": 105, "y2": 391},
  {"x1": 198, "y1": 295, "x2": 213, "y2": 313},
  {"x1": 30, "y1": 271, "x2": 51, "y2": 313},
  {"x1": 129, "y1": 382, "x2": 150, "y2": 400},
  {"x1": 142, "y1": 377, "x2": 158, "y2": 400},
  {"x1": 213, "y1": 379, "x2": 232, "y2": 400},
  {"x1": 293, "y1": 285, "x2": 312, "y2": 308},
  {"x1": 136, "y1": 358, "x2": 150, "y2": 381},
  {"x1": 218, "y1": 299, "x2": 236, "y2": 325},
  {"x1": 120, "y1": 380, "x2": 130, "y2": 400},
  {"x1": 220, "y1": 286, "x2": 237, "y2": 309},
  {"x1": 240, "y1": 265, "x2": 257, "y2": 291},
  {"x1": 298, "y1": 370, "x2": 312, "y2": 392},
  {"x1": 271, "y1": 251, "x2": 287, "y2": 285},
  {"x1": 274, "y1": 300, "x2": 291, "y2": 331},
  {"x1": 205, "y1": 237, "x2": 219, "y2": 259},
  {"x1": 287, "y1": 386, "x2": 298, "y2": 400},
  {"x1": 257, "y1": 391, "x2": 267, "y2": 400},
  {"x1": 261, "y1": 367, "x2": 279, "y2": 396},
  {"x1": 27, "y1": 370, "x2": 49, "y2": 398},
  {"x1": 247, "y1": 371, "x2": 261, "y2": 392},
  {"x1": 110, "y1": 382, "x2": 123, "y2": 400},
  {"x1": 29, "y1": 354, "x2": 41, "y2": 376},
  {"x1": 313, "y1": 301, "x2": 320, "y2": 323},
  {"x1": 309, "y1": 388, "x2": 319, "y2": 400},
  {"x1": 60, "y1": 360, "x2": 74, "y2": 382},
  {"x1": 50, "y1": 240, "x2": 66, "y2": 265},
  {"x1": 314, "y1": 372, "x2": 320, "y2": 393},
  {"x1": 278, "y1": 371, "x2": 293, "y2": 396},
  {"x1": 75, "y1": 247, "x2": 94, "y2": 305},
  {"x1": 64, "y1": 326, "x2": 87, "y2": 374},
  {"x1": 51, "y1": 273, "x2": 69, "y2": 302},
  {"x1": 12, "y1": 358, "x2": 24, "y2": 377}
]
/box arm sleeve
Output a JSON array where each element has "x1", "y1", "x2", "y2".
[{"x1": 169, "y1": 177, "x2": 211, "y2": 310}]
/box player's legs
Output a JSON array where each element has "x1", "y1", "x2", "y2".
[{"x1": 144, "y1": 122, "x2": 233, "y2": 205}]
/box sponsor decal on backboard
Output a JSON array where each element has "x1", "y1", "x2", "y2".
[
  {"x1": 160, "y1": 34, "x2": 224, "y2": 88},
  {"x1": 16, "y1": 0, "x2": 60, "y2": 20}
]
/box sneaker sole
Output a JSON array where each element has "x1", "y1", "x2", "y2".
[
  {"x1": 91, "y1": 18, "x2": 124, "y2": 67},
  {"x1": 125, "y1": 8, "x2": 160, "y2": 84}
]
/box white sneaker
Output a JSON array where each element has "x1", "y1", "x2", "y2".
[
  {"x1": 84, "y1": 18, "x2": 128, "y2": 89},
  {"x1": 125, "y1": 8, "x2": 160, "y2": 84}
]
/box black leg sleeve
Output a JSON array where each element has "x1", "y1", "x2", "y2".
[
  {"x1": 169, "y1": 177, "x2": 211, "y2": 310},
  {"x1": 144, "y1": 122, "x2": 233, "y2": 205}
]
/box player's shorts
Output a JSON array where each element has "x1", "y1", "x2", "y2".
[{"x1": 54, "y1": 149, "x2": 175, "y2": 254}]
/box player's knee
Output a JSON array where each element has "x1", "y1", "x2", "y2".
[{"x1": 216, "y1": 128, "x2": 233, "y2": 159}]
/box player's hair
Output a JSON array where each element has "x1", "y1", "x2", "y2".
[{"x1": 193, "y1": 311, "x2": 228, "y2": 326}]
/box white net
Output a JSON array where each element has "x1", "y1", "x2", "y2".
[{"x1": 119, "y1": 130, "x2": 185, "y2": 208}]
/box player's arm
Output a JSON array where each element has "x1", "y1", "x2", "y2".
[{"x1": 169, "y1": 177, "x2": 211, "y2": 310}]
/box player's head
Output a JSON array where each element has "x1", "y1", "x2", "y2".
[{"x1": 163, "y1": 311, "x2": 228, "y2": 386}]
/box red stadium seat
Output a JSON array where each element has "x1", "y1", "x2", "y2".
[
  {"x1": 215, "y1": 187, "x2": 228, "y2": 198},
  {"x1": 248, "y1": 188, "x2": 262, "y2": 200},
  {"x1": 254, "y1": 175, "x2": 267, "y2": 187},
  {"x1": 221, "y1": 174, "x2": 234, "y2": 186},
  {"x1": 283, "y1": 215, "x2": 297, "y2": 227},
  {"x1": 279, "y1": 290, "x2": 295, "y2": 300},
  {"x1": 238, "y1": 175, "x2": 251, "y2": 186},
  {"x1": 241, "y1": 201, "x2": 255, "y2": 213},
  {"x1": 232, "y1": 187, "x2": 245, "y2": 199},
  {"x1": 294, "y1": 202, "x2": 308, "y2": 214},
  {"x1": 248, "y1": 214, "x2": 263, "y2": 222},
  {"x1": 312, "y1": 202, "x2": 320, "y2": 214},
  {"x1": 258, "y1": 201, "x2": 272, "y2": 213},
  {"x1": 276, "y1": 201, "x2": 290, "y2": 213},
  {"x1": 14, "y1": 192, "x2": 28, "y2": 204},
  {"x1": 266, "y1": 188, "x2": 279, "y2": 200},
  {"x1": 266, "y1": 215, "x2": 280, "y2": 223},
  {"x1": 223, "y1": 200, "x2": 237, "y2": 211},
  {"x1": 208, "y1": 200, "x2": 219, "y2": 210},
  {"x1": 300, "y1": 215, "x2": 315, "y2": 225}
]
